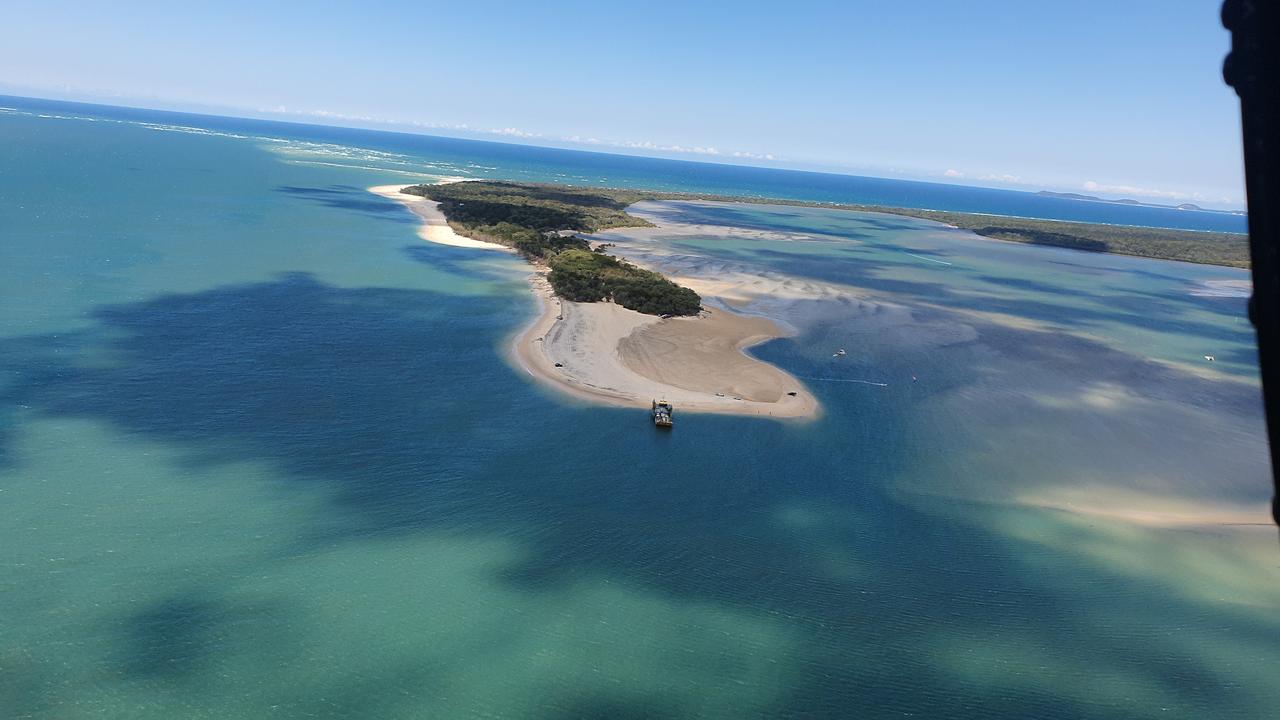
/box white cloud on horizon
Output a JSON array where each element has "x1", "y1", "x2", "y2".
[
  {"x1": 943, "y1": 169, "x2": 1026, "y2": 185},
  {"x1": 618, "y1": 139, "x2": 720, "y2": 155},
  {"x1": 268, "y1": 106, "x2": 380, "y2": 124},
  {"x1": 1082, "y1": 180, "x2": 1197, "y2": 201},
  {"x1": 560, "y1": 134, "x2": 781, "y2": 162},
  {"x1": 732, "y1": 150, "x2": 777, "y2": 161},
  {"x1": 490, "y1": 127, "x2": 541, "y2": 138},
  {"x1": 259, "y1": 106, "x2": 781, "y2": 161},
  {"x1": 262, "y1": 105, "x2": 479, "y2": 133}
]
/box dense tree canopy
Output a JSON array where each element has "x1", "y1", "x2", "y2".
[
  {"x1": 403, "y1": 182, "x2": 703, "y2": 316},
  {"x1": 548, "y1": 250, "x2": 702, "y2": 316}
]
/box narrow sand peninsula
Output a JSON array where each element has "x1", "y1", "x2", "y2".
[
  {"x1": 369, "y1": 184, "x2": 510, "y2": 251},
  {"x1": 372, "y1": 182, "x2": 817, "y2": 419},
  {"x1": 512, "y1": 266, "x2": 817, "y2": 418}
]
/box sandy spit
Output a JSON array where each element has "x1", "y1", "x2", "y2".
[
  {"x1": 369, "y1": 183, "x2": 511, "y2": 251},
  {"x1": 372, "y1": 182, "x2": 818, "y2": 420},
  {"x1": 510, "y1": 266, "x2": 819, "y2": 419}
]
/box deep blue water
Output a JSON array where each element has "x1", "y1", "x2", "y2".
[{"x1": 1, "y1": 94, "x2": 1247, "y2": 233}]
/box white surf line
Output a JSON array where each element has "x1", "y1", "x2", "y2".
[
  {"x1": 905, "y1": 252, "x2": 953, "y2": 266},
  {"x1": 797, "y1": 376, "x2": 889, "y2": 387}
]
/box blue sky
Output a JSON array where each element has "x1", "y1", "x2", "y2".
[{"x1": 0, "y1": 0, "x2": 1246, "y2": 208}]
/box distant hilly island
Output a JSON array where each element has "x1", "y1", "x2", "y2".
[{"x1": 1037, "y1": 190, "x2": 1246, "y2": 215}]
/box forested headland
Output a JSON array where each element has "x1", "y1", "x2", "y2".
[{"x1": 403, "y1": 182, "x2": 702, "y2": 316}]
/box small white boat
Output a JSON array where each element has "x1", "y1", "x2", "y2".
[
  {"x1": 833, "y1": 348, "x2": 846, "y2": 357},
  {"x1": 1204, "y1": 355, "x2": 1216, "y2": 362}
]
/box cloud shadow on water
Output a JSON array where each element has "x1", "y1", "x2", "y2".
[
  {"x1": 275, "y1": 184, "x2": 419, "y2": 222},
  {"x1": 1, "y1": 273, "x2": 1277, "y2": 718}
]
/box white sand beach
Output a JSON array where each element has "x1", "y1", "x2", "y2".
[
  {"x1": 511, "y1": 266, "x2": 818, "y2": 419},
  {"x1": 369, "y1": 183, "x2": 511, "y2": 251}
]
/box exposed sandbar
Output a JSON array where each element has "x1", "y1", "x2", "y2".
[
  {"x1": 369, "y1": 183, "x2": 510, "y2": 251},
  {"x1": 511, "y1": 267, "x2": 818, "y2": 419}
]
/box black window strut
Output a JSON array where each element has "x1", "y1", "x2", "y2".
[{"x1": 1221, "y1": 0, "x2": 1280, "y2": 530}]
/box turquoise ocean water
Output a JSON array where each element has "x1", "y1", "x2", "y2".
[{"x1": 1, "y1": 97, "x2": 1277, "y2": 719}]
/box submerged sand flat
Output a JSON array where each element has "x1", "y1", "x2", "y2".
[
  {"x1": 1017, "y1": 490, "x2": 1273, "y2": 529},
  {"x1": 600, "y1": 201, "x2": 1272, "y2": 534}
]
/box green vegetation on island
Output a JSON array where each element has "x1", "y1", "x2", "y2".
[
  {"x1": 407, "y1": 180, "x2": 1251, "y2": 279},
  {"x1": 407, "y1": 181, "x2": 652, "y2": 237},
  {"x1": 658, "y1": 191, "x2": 1249, "y2": 268},
  {"x1": 670, "y1": 196, "x2": 1248, "y2": 269},
  {"x1": 403, "y1": 182, "x2": 702, "y2": 316},
  {"x1": 857, "y1": 208, "x2": 1250, "y2": 268},
  {"x1": 547, "y1": 249, "x2": 702, "y2": 316}
]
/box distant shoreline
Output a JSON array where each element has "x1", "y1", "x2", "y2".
[
  {"x1": 649, "y1": 197, "x2": 1251, "y2": 269},
  {"x1": 1034, "y1": 190, "x2": 1247, "y2": 216},
  {"x1": 605, "y1": 192, "x2": 1251, "y2": 269},
  {"x1": 387, "y1": 177, "x2": 1250, "y2": 269}
]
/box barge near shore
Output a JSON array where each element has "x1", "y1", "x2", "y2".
[{"x1": 652, "y1": 399, "x2": 673, "y2": 428}]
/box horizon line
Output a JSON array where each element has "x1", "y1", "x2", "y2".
[{"x1": 0, "y1": 90, "x2": 1249, "y2": 213}]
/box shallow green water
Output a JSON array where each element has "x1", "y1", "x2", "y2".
[{"x1": 1, "y1": 102, "x2": 1277, "y2": 719}]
